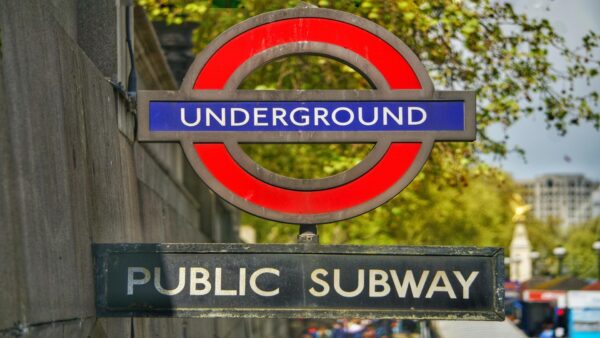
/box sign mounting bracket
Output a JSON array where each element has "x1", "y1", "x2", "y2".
[{"x1": 297, "y1": 224, "x2": 319, "y2": 244}]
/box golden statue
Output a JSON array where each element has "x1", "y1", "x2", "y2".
[{"x1": 510, "y1": 193, "x2": 531, "y2": 223}]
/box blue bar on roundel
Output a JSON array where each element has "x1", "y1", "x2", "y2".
[{"x1": 149, "y1": 101, "x2": 465, "y2": 132}]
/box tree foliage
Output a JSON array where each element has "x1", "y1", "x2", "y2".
[
  {"x1": 139, "y1": 0, "x2": 600, "y2": 252},
  {"x1": 245, "y1": 164, "x2": 516, "y2": 247},
  {"x1": 512, "y1": 216, "x2": 600, "y2": 279},
  {"x1": 522, "y1": 216, "x2": 562, "y2": 276},
  {"x1": 563, "y1": 218, "x2": 600, "y2": 279}
]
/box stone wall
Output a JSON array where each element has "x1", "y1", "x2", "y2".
[{"x1": 0, "y1": 0, "x2": 287, "y2": 336}]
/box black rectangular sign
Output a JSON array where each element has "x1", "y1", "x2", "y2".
[{"x1": 94, "y1": 243, "x2": 504, "y2": 320}]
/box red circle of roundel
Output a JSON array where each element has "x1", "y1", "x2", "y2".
[
  {"x1": 193, "y1": 18, "x2": 421, "y2": 90},
  {"x1": 192, "y1": 17, "x2": 424, "y2": 216}
]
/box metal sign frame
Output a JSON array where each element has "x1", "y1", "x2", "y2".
[
  {"x1": 136, "y1": 7, "x2": 476, "y2": 225},
  {"x1": 94, "y1": 243, "x2": 504, "y2": 320}
]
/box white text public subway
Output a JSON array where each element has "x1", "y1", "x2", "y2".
[
  {"x1": 179, "y1": 106, "x2": 427, "y2": 127},
  {"x1": 127, "y1": 267, "x2": 479, "y2": 299}
]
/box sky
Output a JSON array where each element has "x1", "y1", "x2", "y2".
[{"x1": 484, "y1": 0, "x2": 600, "y2": 181}]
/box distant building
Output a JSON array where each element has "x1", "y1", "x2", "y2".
[
  {"x1": 593, "y1": 187, "x2": 600, "y2": 219},
  {"x1": 520, "y1": 174, "x2": 599, "y2": 228}
]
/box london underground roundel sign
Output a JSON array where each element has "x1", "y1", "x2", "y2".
[{"x1": 137, "y1": 7, "x2": 476, "y2": 225}]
